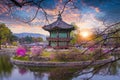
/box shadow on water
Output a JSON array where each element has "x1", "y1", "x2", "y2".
[
  {"x1": 28, "y1": 66, "x2": 82, "y2": 80},
  {"x1": 0, "y1": 55, "x2": 13, "y2": 80},
  {"x1": 0, "y1": 53, "x2": 120, "y2": 80}
]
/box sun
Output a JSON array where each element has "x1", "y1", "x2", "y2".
[
  {"x1": 78, "y1": 28, "x2": 93, "y2": 40},
  {"x1": 81, "y1": 31, "x2": 89, "y2": 38},
  {"x1": 80, "y1": 29, "x2": 92, "y2": 40}
]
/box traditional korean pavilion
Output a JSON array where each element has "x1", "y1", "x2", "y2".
[{"x1": 43, "y1": 14, "x2": 74, "y2": 49}]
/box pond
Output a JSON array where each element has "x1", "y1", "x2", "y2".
[{"x1": 0, "y1": 54, "x2": 120, "y2": 80}]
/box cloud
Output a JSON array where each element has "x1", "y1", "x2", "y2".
[
  {"x1": 8, "y1": 23, "x2": 49, "y2": 35},
  {"x1": 0, "y1": 0, "x2": 120, "y2": 35},
  {"x1": 0, "y1": 4, "x2": 9, "y2": 15},
  {"x1": 62, "y1": 9, "x2": 81, "y2": 24},
  {"x1": 81, "y1": 0, "x2": 120, "y2": 22},
  {"x1": 81, "y1": 0, "x2": 108, "y2": 7},
  {"x1": 0, "y1": 1, "x2": 104, "y2": 35},
  {"x1": 16, "y1": 0, "x2": 23, "y2": 3},
  {"x1": 75, "y1": 13, "x2": 105, "y2": 30},
  {"x1": 90, "y1": 6, "x2": 100, "y2": 13},
  {"x1": 95, "y1": 7, "x2": 100, "y2": 13}
]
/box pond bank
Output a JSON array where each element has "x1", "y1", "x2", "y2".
[{"x1": 11, "y1": 57, "x2": 113, "y2": 67}]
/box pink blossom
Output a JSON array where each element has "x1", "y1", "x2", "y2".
[
  {"x1": 103, "y1": 49, "x2": 109, "y2": 53},
  {"x1": 30, "y1": 46, "x2": 43, "y2": 55},
  {"x1": 89, "y1": 47, "x2": 94, "y2": 51},
  {"x1": 50, "y1": 53, "x2": 55, "y2": 60},
  {"x1": 16, "y1": 46, "x2": 26, "y2": 56}
]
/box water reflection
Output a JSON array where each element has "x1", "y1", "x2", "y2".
[
  {"x1": 18, "y1": 67, "x2": 28, "y2": 75},
  {"x1": 0, "y1": 54, "x2": 120, "y2": 80},
  {"x1": 0, "y1": 55, "x2": 13, "y2": 80},
  {"x1": 28, "y1": 67, "x2": 78, "y2": 80},
  {"x1": 49, "y1": 67, "x2": 75, "y2": 80}
]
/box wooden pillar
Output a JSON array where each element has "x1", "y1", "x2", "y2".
[
  {"x1": 67, "y1": 31, "x2": 69, "y2": 38},
  {"x1": 67, "y1": 31, "x2": 70, "y2": 47},
  {"x1": 57, "y1": 31, "x2": 59, "y2": 48},
  {"x1": 49, "y1": 31, "x2": 51, "y2": 46},
  {"x1": 49, "y1": 41, "x2": 51, "y2": 46},
  {"x1": 50, "y1": 31, "x2": 51, "y2": 37}
]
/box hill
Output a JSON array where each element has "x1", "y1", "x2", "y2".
[{"x1": 14, "y1": 33, "x2": 46, "y2": 41}]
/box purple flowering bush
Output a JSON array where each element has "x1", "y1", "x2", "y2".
[
  {"x1": 30, "y1": 46, "x2": 43, "y2": 56},
  {"x1": 16, "y1": 46, "x2": 26, "y2": 57},
  {"x1": 14, "y1": 46, "x2": 29, "y2": 61},
  {"x1": 14, "y1": 45, "x2": 110, "y2": 61}
]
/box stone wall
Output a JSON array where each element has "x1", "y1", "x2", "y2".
[{"x1": 11, "y1": 57, "x2": 114, "y2": 67}]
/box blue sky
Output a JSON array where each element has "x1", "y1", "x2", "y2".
[{"x1": 0, "y1": 0, "x2": 120, "y2": 35}]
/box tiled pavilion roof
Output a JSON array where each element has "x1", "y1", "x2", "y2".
[{"x1": 43, "y1": 14, "x2": 74, "y2": 31}]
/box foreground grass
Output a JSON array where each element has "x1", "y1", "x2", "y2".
[{"x1": 13, "y1": 56, "x2": 29, "y2": 61}]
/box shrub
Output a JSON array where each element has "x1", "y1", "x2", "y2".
[
  {"x1": 30, "y1": 46, "x2": 43, "y2": 56},
  {"x1": 41, "y1": 50, "x2": 53, "y2": 57},
  {"x1": 50, "y1": 53, "x2": 55, "y2": 60},
  {"x1": 55, "y1": 52, "x2": 67, "y2": 61},
  {"x1": 92, "y1": 48, "x2": 109, "y2": 60},
  {"x1": 71, "y1": 47, "x2": 81, "y2": 53},
  {"x1": 12, "y1": 42, "x2": 18, "y2": 46},
  {"x1": 16, "y1": 46, "x2": 26, "y2": 57},
  {"x1": 53, "y1": 48, "x2": 104, "y2": 61},
  {"x1": 54, "y1": 52, "x2": 88, "y2": 62}
]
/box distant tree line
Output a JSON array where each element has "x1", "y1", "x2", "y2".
[
  {"x1": 19, "y1": 36, "x2": 43, "y2": 44},
  {"x1": 0, "y1": 23, "x2": 43, "y2": 49}
]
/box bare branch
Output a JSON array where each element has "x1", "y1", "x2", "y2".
[
  {"x1": 24, "y1": 7, "x2": 40, "y2": 23},
  {"x1": 79, "y1": 22, "x2": 120, "y2": 48},
  {"x1": 40, "y1": 7, "x2": 49, "y2": 24},
  {"x1": 10, "y1": 0, "x2": 22, "y2": 7},
  {"x1": 60, "y1": 0, "x2": 72, "y2": 15}
]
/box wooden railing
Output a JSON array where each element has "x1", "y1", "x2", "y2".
[
  {"x1": 53, "y1": 46, "x2": 69, "y2": 49},
  {"x1": 47, "y1": 37, "x2": 72, "y2": 41}
]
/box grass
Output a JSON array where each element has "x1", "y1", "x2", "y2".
[
  {"x1": 41, "y1": 50, "x2": 52, "y2": 57},
  {"x1": 13, "y1": 56, "x2": 29, "y2": 61},
  {"x1": 41, "y1": 50, "x2": 56, "y2": 57}
]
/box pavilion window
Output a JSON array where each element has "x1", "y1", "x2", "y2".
[
  {"x1": 59, "y1": 32, "x2": 67, "y2": 38},
  {"x1": 59, "y1": 42, "x2": 67, "y2": 46},
  {"x1": 51, "y1": 32, "x2": 57, "y2": 38},
  {"x1": 51, "y1": 42, "x2": 57, "y2": 47}
]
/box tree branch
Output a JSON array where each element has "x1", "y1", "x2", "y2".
[{"x1": 10, "y1": 0, "x2": 22, "y2": 7}]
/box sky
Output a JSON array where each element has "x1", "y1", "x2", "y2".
[{"x1": 0, "y1": 0, "x2": 120, "y2": 35}]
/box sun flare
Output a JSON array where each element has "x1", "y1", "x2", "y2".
[
  {"x1": 81, "y1": 31, "x2": 89, "y2": 38},
  {"x1": 79, "y1": 29, "x2": 93, "y2": 40}
]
